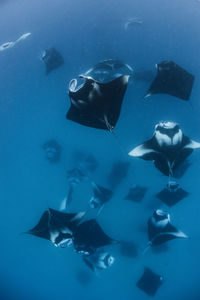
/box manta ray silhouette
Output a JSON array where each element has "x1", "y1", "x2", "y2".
[
  {"x1": 42, "y1": 47, "x2": 64, "y2": 75},
  {"x1": 26, "y1": 208, "x2": 86, "y2": 247},
  {"x1": 156, "y1": 181, "x2": 189, "y2": 207},
  {"x1": 66, "y1": 60, "x2": 131, "y2": 130},
  {"x1": 144, "y1": 61, "x2": 195, "y2": 100},
  {"x1": 137, "y1": 267, "x2": 163, "y2": 296},
  {"x1": 73, "y1": 219, "x2": 117, "y2": 255}
]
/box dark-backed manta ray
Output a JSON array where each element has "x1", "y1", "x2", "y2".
[
  {"x1": 26, "y1": 208, "x2": 86, "y2": 247},
  {"x1": 156, "y1": 181, "x2": 189, "y2": 207},
  {"x1": 124, "y1": 184, "x2": 147, "y2": 203},
  {"x1": 73, "y1": 219, "x2": 117, "y2": 255},
  {"x1": 41, "y1": 47, "x2": 64, "y2": 75},
  {"x1": 144, "y1": 61, "x2": 195, "y2": 101},
  {"x1": 147, "y1": 209, "x2": 188, "y2": 247},
  {"x1": 107, "y1": 160, "x2": 130, "y2": 188},
  {"x1": 136, "y1": 267, "x2": 163, "y2": 296},
  {"x1": 128, "y1": 121, "x2": 200, "y2": 177},
  {"x1": 67, "y1": 74, "x2": 130, "y2": 130}
]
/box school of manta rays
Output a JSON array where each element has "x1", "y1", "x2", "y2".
[{"x1": 14, "y1": 38, "x2": 200, "y2": 296}]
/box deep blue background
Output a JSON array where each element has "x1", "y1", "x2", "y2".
[{"x1": 0, "y1": 0, "x2": 200, "y2": 299}]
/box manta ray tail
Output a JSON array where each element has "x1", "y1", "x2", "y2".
[
  {"x1": 60, "y1": 196, "x2": 68, "y2": 211},
  {"x1": 142, "y1": 242, "x2": 152, "y2": 255},
  {"x1": 60, "y1": 185, "x2": 75, "y2": 211},
  {"x1": 96, "y1": 204, "x2": 105, "y2": 217}
]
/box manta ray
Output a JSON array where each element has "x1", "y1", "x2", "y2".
[
  {"x1": 0, "y1": 32, "x2": 31, "y2": 52},
  {"x1": 66, "y1": 60, "x2": 131, "y2": 130},
  {"x1": 41, "y1": 47, "x2": 64, "y2": 75},
  {"x1": 136, "y1": 267, "x2": 163, "y2": 296},
  {"x1": 144, "y1": 61, "x2": 195, "y2": 101},
  {"x1": 147, "y1": 209, "x2": 188, "y2": 247},
  {"x1": 26, "y1": 208, "x2": 86, "y2": 247},
  {"x1": 129, "y1": 121, "x2": 200, "y2": 177}
]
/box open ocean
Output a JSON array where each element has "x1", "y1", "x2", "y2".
[{"x1": 0, "y1": 0, "x2": 200, "y2": 299}]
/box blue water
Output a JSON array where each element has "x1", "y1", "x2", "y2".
[{"x1": 1, "y1": 0, "x2": 200, "y2": 299}]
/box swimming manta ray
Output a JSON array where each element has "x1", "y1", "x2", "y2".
[
  {"x1": 147, "y1": 209, "x2": 188, "y2": 247},
  {"x1": 129, "y1": 121, "x2": 200, "y2": 177},
  {"x1": 156, "y1": 181, "x2": 189, "y2": 207},
  {"x1": 26, "y1": 208, "x2": 86, "y2": 247},
  {"x1": 107, "y1": 160, "x2": 130, "y2": 188},
  {"x1": 66, "y1": 62, "x2": 130, "y2": 130},
  {"x1": 144, "y1": 61, "x2": 195, "y2": 101},
  {"x1": 136, "y1": 267, "x2": 163, "y2": 296},
  {"x1": 124, "y1": 184, "x2": 147, "y2": 203},
  {"x1": 41, "y1": 47, "x2": 64, "y2": 75},
  {"x1": 82, "y1": 249, "x2": 115, "y2": 272},
  {"x1": 73, "y1": 219, "x2": 117, "y2": 255},
  {"x1": 0, "y1": 32, "x2": 31, "y2": 52},
  {"x1": 89, "y1": 182, "x2": 113, "y2": 209}
]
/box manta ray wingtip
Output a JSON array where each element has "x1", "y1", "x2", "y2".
[{"x1": 143, "y1": 93, "x2": 151, "y2": 99}]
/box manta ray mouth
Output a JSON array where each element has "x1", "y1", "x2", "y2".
[
  {"x1": 152, "y1": 209, "x2": 170, "y2": 227},
  {"x1": 107, "y1": 255, "x2": 115, "y2": 266},
  {"x1": 154, "y1": 121, "x2": 183, "y2": 146},
  {"x1": 156, "y1": 121, "x2": 177, "y2": 130},
  {"x1": 98, "y1": 253, "x2": 115, "y2": 268}
]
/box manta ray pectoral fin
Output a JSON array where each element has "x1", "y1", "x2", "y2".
[
  {"x1": 158, "y1": 230, "x2": 188, "y2": 240},
  {"x1": 128, "y1": 144, "x2": 156, "y2": 158},
  {"x1": 60, "y1": 196, "x2": 68, "y2": 211},
  {"x1": 184, "y1": 140, "x2": 200, "y2": 149},
  {"x1": 173, "y1": 230, "x2": 188, "y2": 239},
  {"x1": 16, "y1": 32, "x2": 31, "y2": 43}
]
